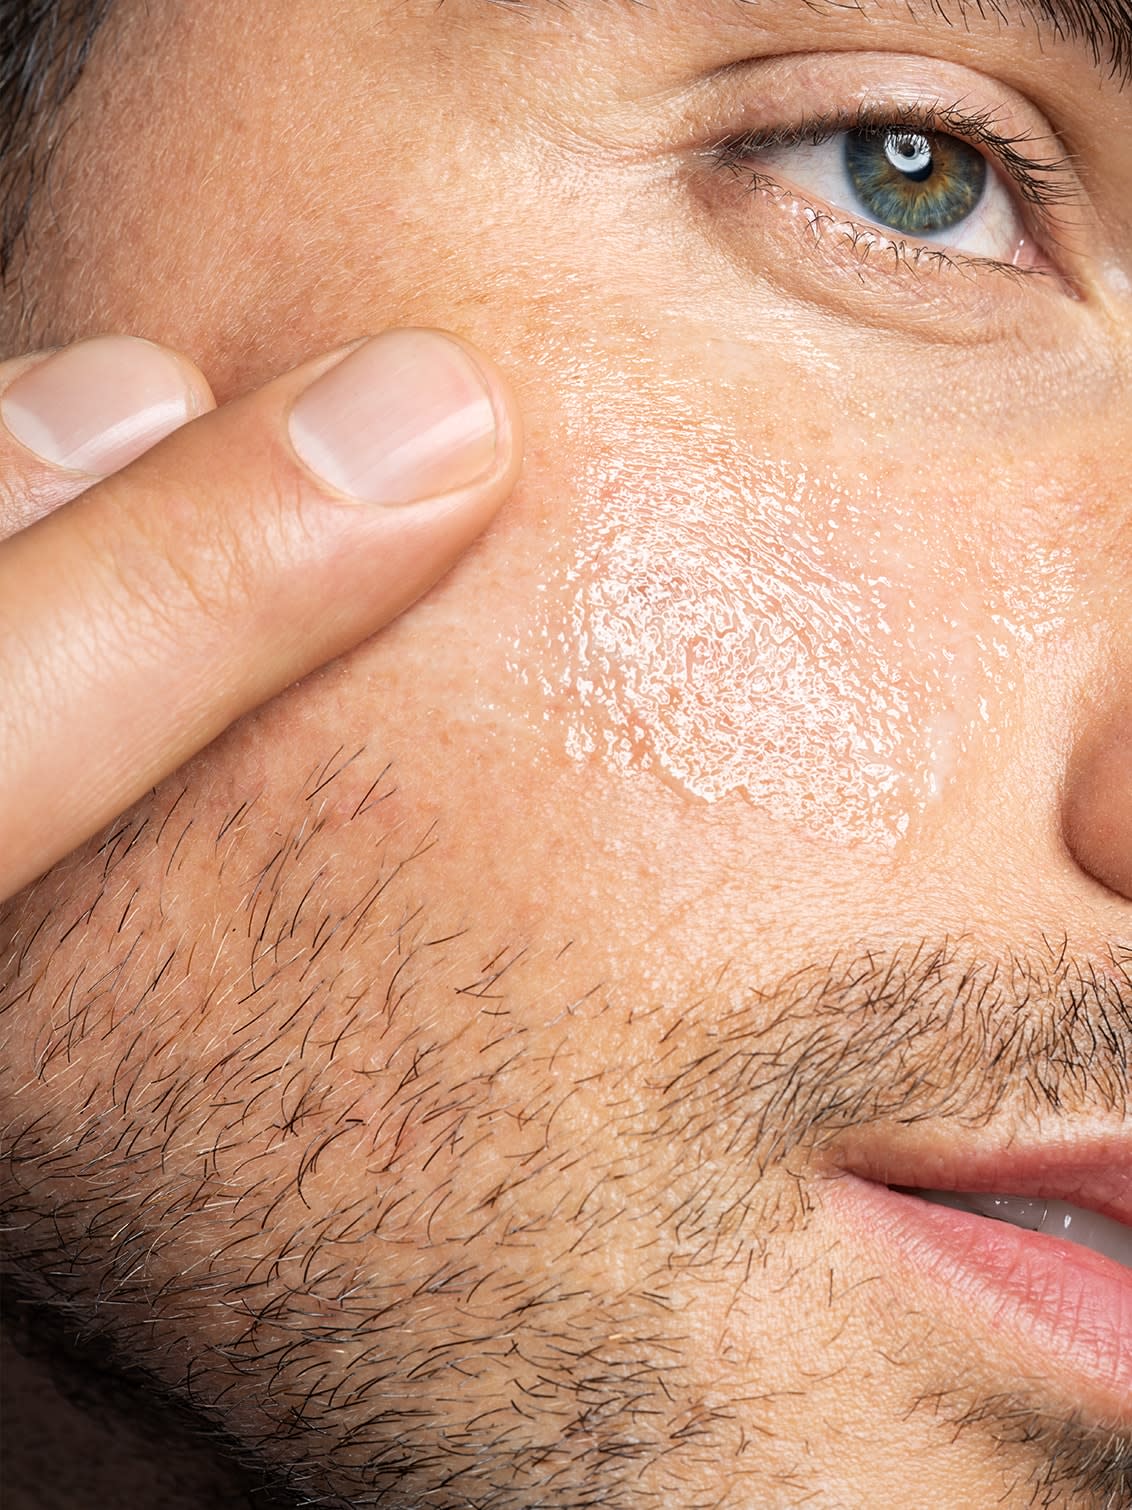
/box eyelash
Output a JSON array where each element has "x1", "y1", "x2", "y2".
[{"x1": 710, "y1": 100, "x2": 1077, "y2": 278}]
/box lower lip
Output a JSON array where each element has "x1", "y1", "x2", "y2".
[{"x1": 827, "y1": 1175, "x2": 1132, "y2": 1418}]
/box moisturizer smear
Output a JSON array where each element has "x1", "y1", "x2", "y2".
[{"x1": 542, "y1": 441, "x2": 979, "y2": 848}]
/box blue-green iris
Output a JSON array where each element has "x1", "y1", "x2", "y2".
[{"x1": 844, "y1": 129, "x2": 987, "y2": 237}]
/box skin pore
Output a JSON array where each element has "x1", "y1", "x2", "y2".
[{"x1": 2, "y1": 0, "x2": 1132, "y2": 1506}]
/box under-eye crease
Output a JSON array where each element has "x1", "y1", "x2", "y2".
[{"x1": 710, "y1": 98, "x2": 1078, "y2": 281}]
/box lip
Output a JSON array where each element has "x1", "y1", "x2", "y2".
[
  {"x1": 836, "y1": 1136, "x2": 1132, "y2": 1229},
  {"x1": 825, "y1": 1139, "x2": 1132, "y2": 1420}
]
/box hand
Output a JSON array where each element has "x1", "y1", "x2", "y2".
[{"x1": 0, "y1": 331, "x2": 521, "y2": 901}]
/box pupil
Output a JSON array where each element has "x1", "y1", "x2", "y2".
[
  {"x1": 885, "y1": 133, "x2": 934, "y2": 183},
  {"x1": 844, "y1": 128, "x2": 988, "y2": 238}
]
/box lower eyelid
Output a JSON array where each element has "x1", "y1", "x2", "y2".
[{"x1": 697, "y1": 153, "x2": 1070, "y2": 338}]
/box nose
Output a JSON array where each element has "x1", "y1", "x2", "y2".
[{"x1": 1063, "y1": 703, "x2": 1132, "y2": 901}]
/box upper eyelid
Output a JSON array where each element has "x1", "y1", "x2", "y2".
[
  {"x1": 683, "y1": 51, "x2": 1078, "y2": 178},
  {"x1": 713, "y1": 104, "x2": 1078, "y2": 208},
  {"x1": 736, "y1": 108, "x2": 1074, "y2": 187}
]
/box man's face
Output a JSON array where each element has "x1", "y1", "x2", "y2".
[{"x1": 3, "y1": 0, "x2": 1131, "y2": 1503}]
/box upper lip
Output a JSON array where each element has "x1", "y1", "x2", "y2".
[{"x1": 833, "y1": 1131, "x2": 1132, "y2": 1230}]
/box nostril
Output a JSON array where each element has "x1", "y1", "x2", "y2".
[{"x1": 1062, "y1": 717, "x2": 1132, "y2": 901}]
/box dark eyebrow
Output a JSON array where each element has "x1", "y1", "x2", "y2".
[{"x1": 491, "y1": 0, "x2": 1132, "y2": 82}]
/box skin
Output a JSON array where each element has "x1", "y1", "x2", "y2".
[{"x1": 2, "y1": 0, "x2": 1132, "y2": 1505}]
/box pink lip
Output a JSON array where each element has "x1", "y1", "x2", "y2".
[
  {"x1": 827, "y1": 1171, "x2": 1132, "y2": 1419},
  {"x1": 835, "y1": 1137, "x2": 1132, "y2": 1228}
]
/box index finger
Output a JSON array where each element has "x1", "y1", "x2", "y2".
[
  {"x1": 0, "y1": 336, "x2": 215, "y2": 537},
  {"x1": 0, "y1": 330, "x2": 522, "y2": 900}
]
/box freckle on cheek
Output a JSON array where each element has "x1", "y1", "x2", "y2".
[{"x1": 544, "y1": 452, "x2": 955, "y2": 848}]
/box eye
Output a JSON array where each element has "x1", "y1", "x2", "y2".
[{"x1": 718, "y1": 112, "x2": 1056, "y2": 269}]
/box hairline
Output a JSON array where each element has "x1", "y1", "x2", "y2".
[{"x1": 0, "y1": 0, "x2": 114, "y2": 285}]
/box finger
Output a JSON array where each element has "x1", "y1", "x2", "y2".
[
  {"x1": 0, "y1": 328, "x2": 522, "y2": 899},
  {"x1": 0, "y1": 336, "x2": 214, "y2": 538}
]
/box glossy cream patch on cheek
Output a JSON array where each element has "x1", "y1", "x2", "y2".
[{"x1": 545, "y1": 446, "x2": 965, "y2": 847}]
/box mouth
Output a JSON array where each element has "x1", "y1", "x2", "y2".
[{"x1": 826, "y1": 1139, "x2": 1132, "y2": 1418}]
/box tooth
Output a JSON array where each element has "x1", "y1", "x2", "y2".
[
  {"x1": 1039, "y1": 1199, "x2": 1132, "y2": 1270},
  {"x1": 914, "y1": 1189, "x2": 1046, "y2": 1230},
  {"x1": 912, "y1": 1190, "x2": 1132, "y2": 1269},
  {"x1": 964, "y1": 1193, "x2": 1048, "y2": 1232}
]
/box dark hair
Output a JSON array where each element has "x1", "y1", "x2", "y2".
[{"x1": 0, "y1": 0, "x2": 112, "y2": 279}]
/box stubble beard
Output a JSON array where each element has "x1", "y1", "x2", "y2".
[{"x1": 1, "y1": 751, "x2": 1130, "y2": 1509}]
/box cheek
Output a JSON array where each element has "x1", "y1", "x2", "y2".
[{"x1": 521, "y1": 424, "x2": 987, "y2": 849}]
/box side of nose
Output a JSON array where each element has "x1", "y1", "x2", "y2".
[
  {"x1": 1062, "y1": 703, "x2": 1132, "y2": 900},
  {"x1": 1057, "y1": 316, "x2": 1132, "y2": 904}
]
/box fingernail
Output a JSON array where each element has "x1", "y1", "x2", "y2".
[
  {"x1": 1, "y1": 336, "x2": 202, "y2": 474},
  {"x1": 288, "y1": 330, "x2": 499, "y2": 505}
]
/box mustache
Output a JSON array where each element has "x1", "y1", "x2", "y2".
[
  {"x1": 925, "y1": 1386, "x2": 1132, "y2": 1510},
  {"x1": 648, "y1": 937, "x2": 1132, "y2": 1172}
]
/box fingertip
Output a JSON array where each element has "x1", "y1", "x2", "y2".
[
  {"x1": 285, "y1": 328, "x2": 523, "y2": 510},
  {"x1": 433, "y1": 331, "x2": 525, "y2": 500},
  {"x1": 144, "y1": 339, "x2": 218, "y2": 421},
  {"x1": 0, "y1": 335, "x2": 216, "y2": 477}
]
